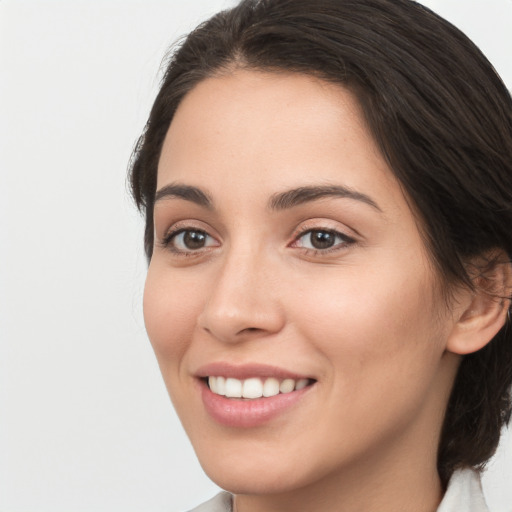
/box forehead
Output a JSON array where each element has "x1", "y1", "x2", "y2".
[{"x1": 157, "y1": 70, "x2": 401, "y2": 213}]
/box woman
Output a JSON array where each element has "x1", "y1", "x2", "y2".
[{"x1": 129, "y1": 0, "x2": 512, "y2": 510}]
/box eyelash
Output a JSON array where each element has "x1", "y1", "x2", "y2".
[
  {"x1": 291, "y1": 228, "x2": 356, "y2": 255},
  {"x1": 161, "y1": 228, "x2": 218, "y2": 256},
  {"x1": 160, "y1": 226, "x2": 356, "y2": 257}
]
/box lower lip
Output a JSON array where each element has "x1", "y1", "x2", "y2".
[{"x1": 200, "y1": 381, "x2": 314, "y2": 428}]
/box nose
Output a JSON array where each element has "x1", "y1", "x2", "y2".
[{"x1": 197, "y1": 249, "x2": 285, "y2": 344}]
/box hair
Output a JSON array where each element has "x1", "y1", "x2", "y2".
[{"x1": 129, "y1": 0, "x2": 512, "y2": 487}]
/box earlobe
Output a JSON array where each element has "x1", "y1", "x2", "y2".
[{"x1": 447, "y1": 253, "x2": 512, "y2": 356}]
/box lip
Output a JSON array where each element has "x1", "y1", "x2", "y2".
[
  {"x1": 195, "y1": 362, "x2": 312, "y2": 380},
  {"x1": 195, "y1": 362, "x2": 316, "y2": 428}
]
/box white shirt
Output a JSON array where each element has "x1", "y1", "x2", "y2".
[
  {"x1": 188, "y1": 468, "x2": 489, "y2": 512},
  {"x1": 437, "y1": 469, "x2": 489, "y2": 512}
]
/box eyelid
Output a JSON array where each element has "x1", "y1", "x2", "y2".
[
  {"x1": 292, "y1": 229, "x2": 355, "y2": 248},
  {"x1": 159, "y1": 219, "x2": 216, "y2": 241},
  {"x1": 289, "y1": 219, "x2": 357, "y2": 242},
  {"x1": 156, "y1": 218, "x2": 357, "y2": 257},
  {"x1": 158, "y1": 220, "x2": 221, "y2": 255},
  {"x1": 288, "y1": 220, "x2": 358, "y2": 254}
]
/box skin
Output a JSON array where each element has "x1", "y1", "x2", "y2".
[{"x1": 144, "y1": 70, "x2": 481, "y2": 512}]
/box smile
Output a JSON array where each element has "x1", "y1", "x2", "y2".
[
  {"x1": 197, "y1": 365, "x2": 316, "y2": 427},
  {"x1": 207, "y1": 376, "x2": 311, "y2": 399}
]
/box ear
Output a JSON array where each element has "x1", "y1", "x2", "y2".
[{"x1": 447, "y1": 251, "x2": 512, "y2": 356}]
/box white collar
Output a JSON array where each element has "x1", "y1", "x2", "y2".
[{"x1": 437, "y1": 468, "x2": 489, "y2": 512}]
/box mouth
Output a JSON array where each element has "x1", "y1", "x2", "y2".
[
  {"x1": 195, "y1": 363, "x2": 317, "y2": 427},
  {"x1": 204, "y1": 376, "x2": 315, "y2": 399}
]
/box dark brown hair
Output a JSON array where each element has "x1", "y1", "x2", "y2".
[{"x1": 129, "y1": 0, "x2": 512, "y2": 486}]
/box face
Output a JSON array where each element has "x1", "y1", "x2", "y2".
[{"x1": 144, "y1": 70, "x2": 460, "y2": 496}]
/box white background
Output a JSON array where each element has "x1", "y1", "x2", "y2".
[{"x1": 1, "y1": 1, "x2": 511, "y2": 511}]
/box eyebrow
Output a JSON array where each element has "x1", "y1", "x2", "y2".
[
  {"x1": 155, "y1": 183, "x2": 213, "y2": 209},
  {"x1": 154, "y1": 183, "x2": 381, "y2": 212},
  {"x1": 269, "y1": 185, "x2": 381, "y2": 211}
]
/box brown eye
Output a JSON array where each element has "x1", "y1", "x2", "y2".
[
  {"x1": 168, "y1": 229, "x2": 217, "y2": 252},
  {"x1": 309, "y1": 230, "x2": 336, "y2": 249},
  {"x1": 295, "y1": 229, "x2": 355, "y2": 252},
  {"x1": 182, "y1": 230, "x2": 207, "y2": 249}
]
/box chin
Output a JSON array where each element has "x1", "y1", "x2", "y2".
[
  {"x1": 193, "y1": 433, "x2": 346, "y2": 497},
  {"x1": 201, "y1": 460, "x2": 312, "y2": 496}
]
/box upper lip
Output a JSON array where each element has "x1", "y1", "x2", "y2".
[{"x1": 195, "y1": 362, "x2": 314, "y2": 381}]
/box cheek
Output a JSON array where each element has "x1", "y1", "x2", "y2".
[
  {"x1": 143, "y1": 263, "x2": 201, "y2": 371},
  {"x1": 282, "y1": 260, "x2": 449, "y2": 456},
  {"x1": 290, "y1": 256, "x2": 444, "y2": 384}
]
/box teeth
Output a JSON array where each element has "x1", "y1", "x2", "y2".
[
  {"x1": 295, "y1": 378, "x2": 309, "y2": 390},
  {"x1": 208, "y1": 376, "x2": 311, "y2": 399},
  {"x1": 208, "y1": 376, "x2": 218, "y2": 394},
  {"x1": 242, "y1": 378, "x2": 263, "y2": 399},
  {"x1": 279, "y1": 378, "x2": 295, "y2": 394},
  {"x1": 216, "y1": 376, "x2": 226, "y2": 395},
  {"x1": 263, "y1": 377, "x2": 280, "y2": 397},
  {"x1": 225, "y1": 377, "x2": 242, "y2": 398}
]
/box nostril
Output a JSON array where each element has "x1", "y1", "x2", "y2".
[{"x1": 237, "y1": 327, "x2": 262, "y2": 336}]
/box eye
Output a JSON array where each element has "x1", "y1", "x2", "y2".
[
  {"x1": 164, "y1": 228, "x2": 218, "y2": 254},
  {"x1": 294, "y1": 229, "x2": 355, "y2": 252}
]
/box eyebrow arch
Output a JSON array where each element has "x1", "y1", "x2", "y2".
[
  {"x1": 154, "y1": 183, "x2": 213, "y2": 209},
  {"x1": 269, "y1": 185, "x2": 382, "y2": 211}
]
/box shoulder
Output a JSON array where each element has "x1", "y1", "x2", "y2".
[
  {"x1": 186, "y1": 491, "x2": 233, "y2": 512},
  {"x1": 437, "y1": 468, "x2": 489, "y2": 512}
]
